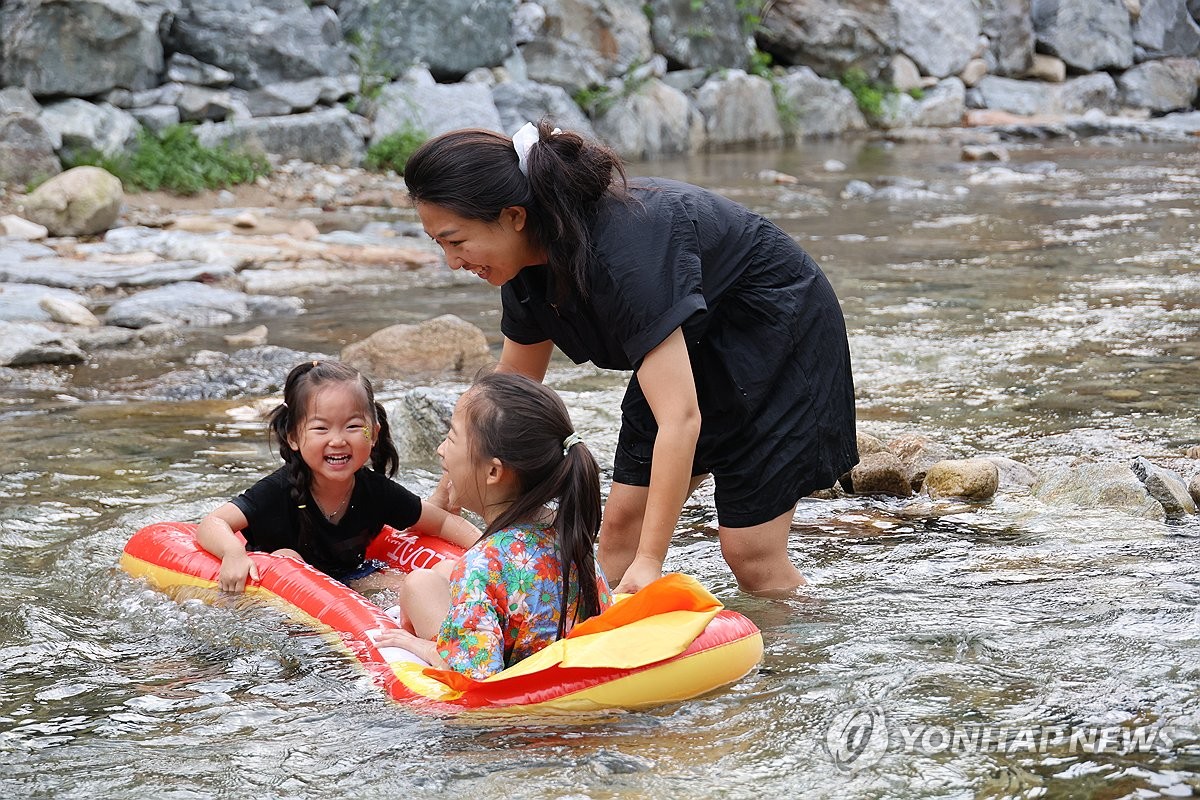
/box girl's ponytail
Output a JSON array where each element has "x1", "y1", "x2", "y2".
[{"x1": 371, "y1": 400, "x2": 399, "y2": 477}]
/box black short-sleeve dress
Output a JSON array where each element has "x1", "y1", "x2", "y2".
[
  {"x1": 230, "y1": 466, "x2": 423, "y2": 579},
  {"x1": 501, "y1": 178, "x2": 857, "y2": 528}
]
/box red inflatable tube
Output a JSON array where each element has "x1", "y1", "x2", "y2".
[{"x1": 121, "y1": 522, "x2": 764, "y2": 714}]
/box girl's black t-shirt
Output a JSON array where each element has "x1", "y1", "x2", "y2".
[{"x1": 230, "y1": 466, "x2": 422, "y2": 578}]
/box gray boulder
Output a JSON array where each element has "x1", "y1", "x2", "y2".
[
  {"x1": 1031, "y1": 461, "x2": 1165, "y2": 520},
  {"x1": 0, "y1": 115, "x2": 61, "y2": 186},
  {"x1": 372, "y1": 70, "x2": 504, "y2": 143},
  {"x1": 1118, "y1": 57, "x2": 1200, "y2": 111},
  {"x1": 758, "y1": 0, "x2": 897, "y2": 80},
  {"x1": 1058, "y1": 72, "x2": 1120, "y2": 115},
  {"x1": 1130, "y1": 456, "x2": 1197, "y2": 517},
  {"x1": 0, "y1": 321, "x2": 86, "y2": 366},
  {"x1": 0, "y1": 284, "x2": 93, "y2": 322},
  {"x1": 519, "y1": 0, "x2": 654, "y2": 95},
  {"x1": 0, "y1": 0, "x2": 166, "y2": 97},
  {"x1": 776, "y1": 67, "x2": 868, "y2": 137},
  {"x1": 647, "y1": 0, "x2": 754, "y2": 71},
  {"x1": 1132, "y1": 0, "x2": 1200, "y2": 59},
  {"x1": 980, "y1": 0, "x2": 1036, "y2": 77},
  {"x1": 38, "y1": 99, "x2": 141, "y2": 160},
  {"x1": 340, "y1": 0, "x2": 514, "y2": 82},
  {"x1": 167, "y1": 0, "x2": 355, "y2": 90},
  {"x1": 104, "y1": 282, "x2": 303, "y2": 328},
  {"x1": 195, "y1": 107, "x2": 367, "y2": 168},
  {"x1": 892, "y1": 0, "x2": 981, "y2": 78},
  {"x1": 1032, "y1": 0, "x2": 1134, "y2": 72},
  {"x1": 694, "y1": 70, "x2": 785, "y2": 148},
  {"x1": 491, "y1": 81, "x2": 596, "y2": 138},
  {"x1": 592, "y1": 78, "x2": 705, "y2": 160}
]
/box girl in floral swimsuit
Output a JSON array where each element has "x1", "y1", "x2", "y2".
[{"x1": 375, "y1": 372, "x2": 612, "y2": 678}]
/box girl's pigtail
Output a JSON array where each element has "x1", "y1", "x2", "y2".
[
  {"x1": 551, "y1": 439, "x2": 603, "y2": 637},
  {"x1": 371, "y1": 400, "x2": 400, "y2": 477}
]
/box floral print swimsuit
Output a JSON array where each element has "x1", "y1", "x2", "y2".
[{"x1": 436, "y1": 521, "x2": 613, "y2": 679}]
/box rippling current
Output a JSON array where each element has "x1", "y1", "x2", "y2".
[{"x1": 2, "y1": 137, "x2": 1198, "y2": 799}]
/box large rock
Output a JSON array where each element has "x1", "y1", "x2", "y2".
[
  {"x1": 103, "y1": 282, "x2": 303, "y2": 328},
  {"x1": 888, "y1": 433, "x2": 955, "y2": 491},
  {"x1": 0, "y1": 0, "x2": 166, "y2": 97},
  {"x1": 340, "y1": 0, "x2": 514, "y2": 82},
  {"x1": 1132, "y1": 0, "x2": 1200, "y2": 59},
  {"x1": 194, "y1": 107, "x2": 367, "y2": 167},
  {"x1": 980, "y1": 0, "x2": 1036, "y2": 76},
  {"x1": 21, "y1": 167, "x2": 123, "y2": 237},
  {"x1": 592, "y1": 78, "x2": 706, "y2": 160},
  {"x1": 341, "y1": 314, "x2": 493, "y2": 381},
  {"x1": 0, "y1": 115, "x2": 61, "y2": 186},
  {"x1": 372, "y1": 70, "x2": 504, "y2": 143},
  {"x1": 1032, "y1": 0, "x2": 1135, "y2": 72},
  {"x1": 646, "y1": 0, "x2": 754, "y2": 70},
  {"x1": 844, "y1": 451, "x2": 912, "y2": 497},
  {"x1": 1118, "y1": 57, "x2": 1200, "y2": 111},
  {"x1": 168, "y1": 0, "x2": 355, "y2": 90},
  {"x1": 38, "y1": 99, "x2": 141, "y2": 160},
  {"x1": 0, "y1": 320, "x2": 86, "y2": 366},
  {"x1": 693, "y1": 70, "x2": 785, "y2": 148},
  {"x1": 1031, "y1": 461, "x2": 1166, "y2": 519},
  {"x1": 923, "y1": 458, "x2": 1000, "y2": 501},
  {"x1": 491, "y1": 80, "x2": 596, "y2": 139},
  {"x1": 519, "y1": 0, "x2": 654, "y2": 90},
  {"x1": 1130, "y1": 456, "x2": 1197, "y2": 517},
  {"x1": 757, "y1": 0, "x2": 897, "y2": 80},
  {"x1": 776, "y1": 66, "x2": 868, "y2": 137},
  {"x1": 892, "y1": 0, "x2": 982, "y2": 78}
]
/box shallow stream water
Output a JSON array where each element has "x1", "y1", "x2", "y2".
[{"x1": 2, "y1": 136, "x2": 1199, "y2": 799}]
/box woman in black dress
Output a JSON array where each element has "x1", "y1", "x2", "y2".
[{"x1": 403, "y1": 120, "x2": 858, "y2": 595}]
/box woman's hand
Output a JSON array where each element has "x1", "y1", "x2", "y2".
[{"x1": 613, "y1": 553, "x2": 664, "y2": 594}]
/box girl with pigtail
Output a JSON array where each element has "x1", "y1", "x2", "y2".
[
  {"x1": 197, "y1": 360, "x2": 480, "y2": 594},
  {"x1": 374, "y1": 372, "x2": 612, "y2": 679}
]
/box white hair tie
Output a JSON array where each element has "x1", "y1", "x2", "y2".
[
  {"x1": 562, "y1": 431, "x2": 584, "y2": 456},
  {"x1": 512, "y1": 121, "x2": 561, "y2": 177}
]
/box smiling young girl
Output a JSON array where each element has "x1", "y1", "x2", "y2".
[
  {"x1": 196, "y1": 360, "x2": 479, "y2": 594},
  {"x1": 374, "y1": 372, "x2": 612, "y2": 678}
]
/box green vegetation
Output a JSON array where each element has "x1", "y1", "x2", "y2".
[
  {"x1": 839, "y1": 68, "x2": 888, "y2": 118},
  {"x1": 572, "y1": 84, "x2": 617, "y2": 117},
  {"x1": 65, "y1": 124, "x2": 270, "y2": 195},
  {"x1": 364, "y1": 124, "x2": 427, "y2": 174}
]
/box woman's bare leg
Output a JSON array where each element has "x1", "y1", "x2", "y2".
[{"x1": 718, "y1": 507, "x2": 806, "y2": 595}]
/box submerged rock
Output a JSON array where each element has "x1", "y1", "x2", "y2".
[
  {"x1": 1031, "y1": 461, "x2": 1166, "y2": 520},
  {"x1": 923, "y1": 458, "x2": 1000, "y2": 501}
]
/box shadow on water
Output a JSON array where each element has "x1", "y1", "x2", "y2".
[{"x1": 2, "y1": 137, "x2": 1199, "y2": 798}]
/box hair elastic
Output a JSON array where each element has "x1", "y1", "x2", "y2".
[
  {"x1": 562, "y1": 431, "x2": 583, "y2": 456},
  {"x1": 512, "y1": 121, "x2": 561, "y2": 176}
]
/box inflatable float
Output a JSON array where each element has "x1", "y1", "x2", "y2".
[{"x1": 120, "y1": 522, "x2": 764, "y2": 714}]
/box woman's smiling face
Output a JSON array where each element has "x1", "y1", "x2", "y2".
[{"x1": 417, "y1": 202, "x2": 541, "y2": 287}]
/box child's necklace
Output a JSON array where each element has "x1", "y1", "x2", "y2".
[{"x1": 314, "y1": 479, "x2": 354, "y2": 523}]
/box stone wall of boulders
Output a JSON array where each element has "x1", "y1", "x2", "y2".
[{"x1": 3, "y1": 0, "x2": 1200, "y2": 185}]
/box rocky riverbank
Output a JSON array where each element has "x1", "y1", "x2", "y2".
[{"x1": 2, "y1": 0, "x2": 1200, "y2": 188}]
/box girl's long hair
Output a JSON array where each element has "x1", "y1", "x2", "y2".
[
  {"x1": 461, "y1": 372, "x2": 603, "y2": 636},
  {"x1": 403, "y1": 119, "x2": 627, "y2": 301},
  {"x1": 266, "y1": 361, "x2": 398, "y2": 549}
]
